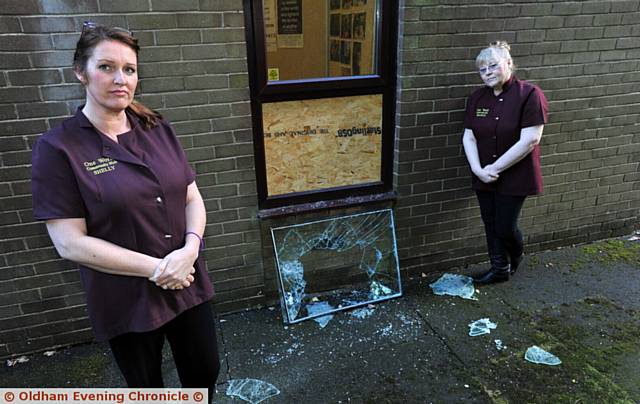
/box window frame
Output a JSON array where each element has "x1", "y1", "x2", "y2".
[{"x1": 243, "y1": 0, "x2": 398, "y2": 211}]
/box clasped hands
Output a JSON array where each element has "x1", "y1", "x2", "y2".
[
  {"x1": 475, "y1": 164, "x2": 499, "y2": 184},
  {"x1": 149, "y1": 247, "x2": 197, "y2": 291}
]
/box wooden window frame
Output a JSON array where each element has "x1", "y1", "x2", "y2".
[{"x1": 242, "y1": 0, "x2": 398, "y2": 212}]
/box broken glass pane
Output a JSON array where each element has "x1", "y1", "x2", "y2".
[
  {"x1": 271, "y1": 209, "x2": 402, "y2": 324},
  {"x1": 524, "y1": 346, "x2": 562, "y2": 366},
  {"x1": 226, "y1": 379, "x2": 280, "y2": 404}
]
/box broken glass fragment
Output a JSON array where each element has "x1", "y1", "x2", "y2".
[
  {"x1": 307, "y1": 301, "x2": 334, "y2": 328},
  {"x1": 351, "y1": 307, "x2": 375, "y2": 319},
  {"x1": 370, "y1": 280, "x2": 393, "y2": 299},
  {"x1": 226, "y1": 379, "x2": 280, "y2": 404},
  {"x1": 360, "y1": 246, "x2": 384, "y2": 278},
  {"x1": 468, "y1": 318, "x2": 497, "y2": 336},
  {"x1": 280, "y1": 260, "x2": 306, "y2": 321},
  {"x1": 271, "y1": 209, "x2": 402, "y2": 324},
  {"x1": 524, "y1": 346, "x2": 561, "y2": 366},
  {"x1": 6, "y1": 356, "x2": 29, "y2": 367},
  {"x1": 377, "y1": 324, "x2": 393, "y2": 337},
  {"x1": 429, "y1": 273, "x2": 477, "y2": 300}
]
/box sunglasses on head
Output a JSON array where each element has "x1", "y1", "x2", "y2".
[{"x1": 81, "y1": 21, "x2": 133, "y2": 36}]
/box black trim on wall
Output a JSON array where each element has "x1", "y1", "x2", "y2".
[{"x1": 243, "y1": 0, "x2": 399, "y2": 211}]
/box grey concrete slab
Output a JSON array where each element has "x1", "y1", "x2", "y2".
[
  {"x1": 476, "y1": 254, "x2": 597, "y2": 313},
  {"x1": 0, "y1": 342, "x2": 122, "y2": 388},
  {"x1": 216, "y1": 297, "x2": 490, "y2": 403}
]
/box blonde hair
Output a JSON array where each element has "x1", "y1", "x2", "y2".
[{"x1": 476, "y1": 41, "x2": 514, "y2": 69}]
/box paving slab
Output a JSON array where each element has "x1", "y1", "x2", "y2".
[
  {"x1": 215, "y1": 296, "x2": 489, "y2": 403},
  {"x1": 0, "y1": 342, "x2": 121, "y2": 388}
]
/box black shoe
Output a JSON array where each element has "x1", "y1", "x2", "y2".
[
  {"x1": 510, "y1": 254, "x2": 523, "y2": 275},
  {"x1": 473, "y1": 266, "x2": 510, "y2": 284}
]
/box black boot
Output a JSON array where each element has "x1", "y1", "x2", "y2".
[
  {"x1": 473, "y1": 255, "x2": 510, "y2": 284},
  {"x1": 503, "y1": 231, "x2": 524, "y2": 276},
  {"x1": 510, "y1": 253, "x2": 523, "y2": 275}
]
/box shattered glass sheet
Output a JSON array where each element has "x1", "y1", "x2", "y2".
[
  {"x1": 226, "y1": 379, "x2": 280, "y2": 404},
  {"x1": 271, "y1": 209, "x2": 402, "y2": 324},
  {"x1": 524, "y1": 345, "x2": 562, "y2": 366},
  {"x1": 429, "y1": 273, "x2": 477, "y2": 300}
]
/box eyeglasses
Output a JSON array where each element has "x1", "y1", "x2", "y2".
[
  {"x1": 478, "y1": 62, "x2": 501, "y2": 75},
  {"x1": 81, "y1": 21, "x2": 133, "y2": 36}
]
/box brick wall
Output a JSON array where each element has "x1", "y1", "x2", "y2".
[
  {"x1": 395, "y1": 0, "x2": 640, "y2": 275},
  {"x1": 0, "y1": 0, "x2": 262, "y2": 358},
  {"x1": 1, "y1": 0, "x2": 640, "y2": 358}
]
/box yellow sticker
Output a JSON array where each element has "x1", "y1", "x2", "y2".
[
  {"x1": 476, "y1": 108, "x2": 489, "y2": 117},
  {"x1": 268, "y1": 68, "x2": 280, "y2": 81},
  {"x1": 83, "y1": 157, "x2": 118, "y2": 176}
]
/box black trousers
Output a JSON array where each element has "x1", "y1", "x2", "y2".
[
  {"x1": 108, "y1": 302, "x2": 220, "y2": 401},
  {"x1": 476, "y1": 190, "x2": 526, "y2": 268}
]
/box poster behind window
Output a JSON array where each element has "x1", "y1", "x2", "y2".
[
  {"x1": 266, "y1": 0, "x2": 377, "y2": 81},
  {"x1": 263, "y1": 0, "x2": 278, "y2": 52},
  {"x1": 277, "y1": 0, "x2": 304, "y2": 48}
]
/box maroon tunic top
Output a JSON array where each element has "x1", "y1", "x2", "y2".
[
  {"x1": 31, "y1": 108, "x2": 214, "y2": 341},
  {"x1": 464, "y1": 76, "x2": 548, "y2": 196}
]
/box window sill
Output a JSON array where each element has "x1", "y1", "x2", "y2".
[{"x1": 257, "y1": 191, "x2": 397, "y2": 219}]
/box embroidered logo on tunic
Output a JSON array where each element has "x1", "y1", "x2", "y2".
[
  {"x1": 476, "y1": 108, "x2": 490, "y2": 117},
  {"x1": 84, "y1": 158, "x2": 118, "y2": 175}
]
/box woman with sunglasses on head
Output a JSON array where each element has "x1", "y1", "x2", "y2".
[
  {"x1": 31, "y1": 24, "x2": 219, "y2": 398},
  {"x1": 462, "y1": 41, "x2": 548, "y2": 285}
]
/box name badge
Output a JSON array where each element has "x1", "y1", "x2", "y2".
[
  {"x1": 84, "y1": 157, "x2": 118, "y2": 176},
  {"x1": 476, "y1": 108, "x2": 489, "y2": 117}
]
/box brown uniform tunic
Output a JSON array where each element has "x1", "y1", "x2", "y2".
[
  {"x1": 464, "y1": 76, "x2": 548, "y2": 196},
  {"x1": 31, "y1": 108, "x2": 214, "y2": 341}
]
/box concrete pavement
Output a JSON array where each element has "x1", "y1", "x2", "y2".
[{"x1": 2, "y1": 235, "x2": 639, "y2": 403}]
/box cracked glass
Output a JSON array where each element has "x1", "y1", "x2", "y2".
[{"x1": 271, "y1": 209, "x2": 402, "y2": 324}]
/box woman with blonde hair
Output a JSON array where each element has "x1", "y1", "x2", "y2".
[{"x1": 462, "y1": 41, "x2": 548, "y2": 284}]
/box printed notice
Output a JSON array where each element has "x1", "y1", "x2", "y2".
[
  {"x1": 277, "y1": 0, "x2": 303, "y2": 48},
  {"x1": 263, "y1": 0, "x2": 277, "y2": 52}
]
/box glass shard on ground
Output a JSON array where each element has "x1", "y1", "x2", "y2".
[
  {"x1": 351, "y1": 306, "x2": 375, "y2": 319},
  {"x1": 524, "y1": 345, "x2": 562, "y2": 366},
  {"x1": 468, "y1": 318, "x2": 497, "y2": 336},
  {"x1": 226, "y1": 378, "x2": 280, "y2": 403},
  {"x1": 306, "y1": 301, "x2": 335, "y2": 328},
  {"x1": 429, "y1": 273, "x2": 477, "y2": 300}
]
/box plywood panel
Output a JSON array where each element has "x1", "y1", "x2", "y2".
[{"x1": 263, "y1": 94, "x2": 383, "y2": 196}]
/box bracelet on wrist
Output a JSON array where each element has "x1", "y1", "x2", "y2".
[{"x1": 185, "y1": 231, "x2": 205, "y2": 251}]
